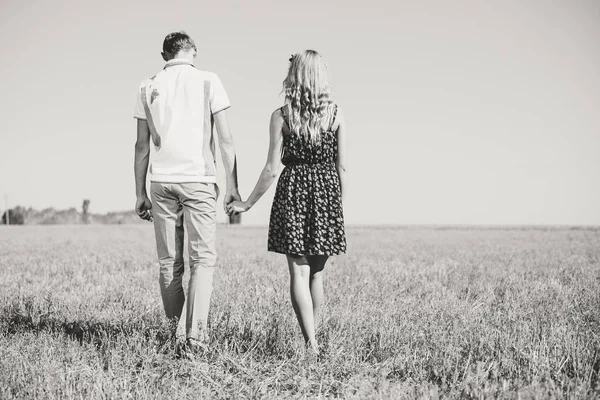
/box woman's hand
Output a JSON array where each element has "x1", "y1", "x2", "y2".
[{"x1": 226, "y1": 200, "x2": 251, "y2": 215}]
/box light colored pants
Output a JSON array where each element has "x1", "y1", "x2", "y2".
[{"x1": 150, "y1": 182, "x2": 218, "y2": 341}]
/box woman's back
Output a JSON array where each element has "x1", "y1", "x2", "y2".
[
  {"x1": 280, "y1": 104, "x2": 338, "y2": 167},
  {"x1": 269, "y1": 102, "x2": 345, "y2": 256}
]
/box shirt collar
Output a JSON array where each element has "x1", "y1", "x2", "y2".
[{"x1": 164, "y1": 58, "x2": 195, "y2": 69}]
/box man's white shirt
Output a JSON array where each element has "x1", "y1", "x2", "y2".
[{"x1": 134, "y1": 59, "x2": 230, "y2": 183}]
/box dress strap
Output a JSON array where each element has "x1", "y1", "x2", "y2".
[
  {"x1": 281, "y1": 104, "x2": 291, "y2": 128},
  {"x1": 329, "y1": 104, "x2": 338, "y2": 131}
]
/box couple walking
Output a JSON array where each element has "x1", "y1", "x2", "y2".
[{"x1": 133, "y1": 31, "x2": 347, "y2": 356}]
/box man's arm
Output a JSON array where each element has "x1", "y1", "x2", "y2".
[
  {"x1": 213, "y1": 110, "x2": 240, "y2": 211},
  {"x1": 134, "y1": 119, "x2": 153, "y2": 221}
]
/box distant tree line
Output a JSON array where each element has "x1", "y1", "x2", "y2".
[
  {"x1": 1, "y1": 208, "x2": 25, "y2": 225},
  {"x1": 0, "y1": 203, "x2": 141, "y2": 225},
  {"x1": 2, "y1": 200, "x2": 242, "y2": 225}
]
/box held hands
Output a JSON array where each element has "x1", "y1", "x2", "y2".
[
  {"x1": 135, "y1": 195, "x2": 153, "y2": 222},
  {"x1": 226, "y1": 200, "x2": 251, "y2": 215},
  {"x1": 223, "y1": 189, "x2": 241, "y2": 215},
  {"x1": 223, "y1": 187, "x2": 250, "y2": 215}
]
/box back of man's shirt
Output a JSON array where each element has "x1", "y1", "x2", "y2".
[{"x1": 134, "y1": 59, "x2": 230, "y2": 183}]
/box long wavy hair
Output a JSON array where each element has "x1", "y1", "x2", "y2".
[{"x1": 283, "y1": 50, "x2": 335, "y2": 143}]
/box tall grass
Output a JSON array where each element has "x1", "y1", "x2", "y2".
[{"x1": 0, "y1": 225, "x2": 598, "y2": 398}]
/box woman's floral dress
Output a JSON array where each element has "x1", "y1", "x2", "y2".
[{"x1": 268, "y1": 104, "x2": 346, "y2": 256}]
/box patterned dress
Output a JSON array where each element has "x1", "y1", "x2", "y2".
[{"x1": 268, "y1": 104, "x2": 347, "y2": 256}]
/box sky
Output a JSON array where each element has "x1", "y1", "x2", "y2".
[{"x1": 0, "y1": 0, "x2": 599, "y2": 225}]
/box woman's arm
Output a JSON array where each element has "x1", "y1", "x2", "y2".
[
  {"x1": 227, "y1": 110, "x2": 284, "y2": 213},
  {"x1": 335, "y1": 107, "x2": 347, "y2": 205}
]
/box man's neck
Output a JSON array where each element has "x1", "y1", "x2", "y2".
[{"x1": 168, "y1": 51, "x2": 195, "y2": 63}]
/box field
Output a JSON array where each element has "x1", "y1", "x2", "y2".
[{"x1": 0, "y1": 225, "x2": 599, "y2": 399}]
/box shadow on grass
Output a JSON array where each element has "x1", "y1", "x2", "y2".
[
  {"x1": 0, "y1": 298, "x2": 174, "y2": 351},
  {"x1": 0, "y1": 298, "x2": 287, "y2": 360}
]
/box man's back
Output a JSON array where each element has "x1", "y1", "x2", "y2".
[
  {"x1": 134, "y1": 59, "x2": 230, "y2": 183},
  {"x1": 133, "y1": 31, "x2": 240, "y2": 355}
]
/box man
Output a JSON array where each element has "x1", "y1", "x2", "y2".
[{"x1": 133, "y1": 31, "x2": 240, "y2": 353}]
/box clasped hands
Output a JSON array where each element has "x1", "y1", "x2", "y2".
[
  {"x1": 224, "y1": 189, "x2": 250, "y2": 216},
  {"x1": 225, "y1": 199, "x2": 251, "y2": 215},
  {"x1": 136, "y1": 190, "x2": 251, "y2": 220}
]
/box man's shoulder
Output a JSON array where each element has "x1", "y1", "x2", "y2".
[
  {"x1": 193, "y1": 69, "x2": 218, "y2": 79},
  {"x1": 138, "y1": 70, "x2": 165, "y2": 89},
  {"x1": 137, "y1": 69, "x2": 222, "y2": 91}
]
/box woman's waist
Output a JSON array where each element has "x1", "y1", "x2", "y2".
[{"x1": 283, "y1": 160, "x2": 335, "y2": 167}]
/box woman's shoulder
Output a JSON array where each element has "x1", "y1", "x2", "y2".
[
  {"x1": 333, "y1": 104, "x2": 343, "y2": 117},
  {"x1": 270, "y1": 107, "x2": 290, "y2": 132},
  {"x1": 327, "y1": 102, "x2": 341, "y2": 117},
  {"x1": 330, "y1": 103, "x2": 343, "y2": 131},
  {"x1": 271, "y1": 106, "x2": 286, "y2": 122},
  {"x1": 272, "y1": 105, "x2": 291, "y2": 124}
]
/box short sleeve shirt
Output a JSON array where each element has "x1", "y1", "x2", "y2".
[{"x1": 134, "y1": 59, "x2": 230, "y2": 183}]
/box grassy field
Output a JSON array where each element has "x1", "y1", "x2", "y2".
[{"x1": 0, "y1": 225, "x2": 599, "y2": 399}]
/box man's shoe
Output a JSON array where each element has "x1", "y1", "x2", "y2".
[
  {"x1": 174, "y1": 339, "x2": 188, "y2": 359},
  {"x1": 185, "y1": 337, "x2": 208, "y2": 357}
]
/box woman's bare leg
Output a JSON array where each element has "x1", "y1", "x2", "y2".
[
  {"x1": 307, "y1": 255, "x2": 328, "y2": 331},
  {"x1": 287, "y1": 255, "x2": 318, "y2": 351}
]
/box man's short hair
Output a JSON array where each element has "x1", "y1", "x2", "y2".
[{"x1": 163, "y1": 31, "x2": 197, "y2": 55}]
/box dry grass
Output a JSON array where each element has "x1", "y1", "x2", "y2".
[{"x1": 0, "y1": 225, "x2": 599, "y2": 399}]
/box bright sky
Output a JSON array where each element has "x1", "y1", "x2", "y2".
[{"x1": 1, "y1": 0, "x2": 599, "y2": 225}]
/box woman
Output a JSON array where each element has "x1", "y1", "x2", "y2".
[{"x1": 227, "y1": 50, "x2": 347, "y2": 354}]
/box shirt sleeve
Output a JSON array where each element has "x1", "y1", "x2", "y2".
[
  {"x1": 133, "y1": 83, "x2": 147, "y2": 120},
  {"x1": 210, "y1": 73, "x2": 230, "y2": 115}
]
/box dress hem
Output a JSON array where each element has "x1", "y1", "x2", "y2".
[{"x1": 267, "y1": 248, "x2": 346, "y2": 256}]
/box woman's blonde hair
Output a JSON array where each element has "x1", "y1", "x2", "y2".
[{"x1": 283, "y1": 50, "x2": 335, "y2": 143}]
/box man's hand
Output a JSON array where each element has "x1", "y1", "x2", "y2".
[
  {"x1": 223, "y1": 189, "x2": 241, "y2": 215},
  {"x1": 226, "y1": 200, "x2": 250, "y2": 215},
  {"x1": 135, "y1": 195, "x2": 153, "y2": 222}
]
